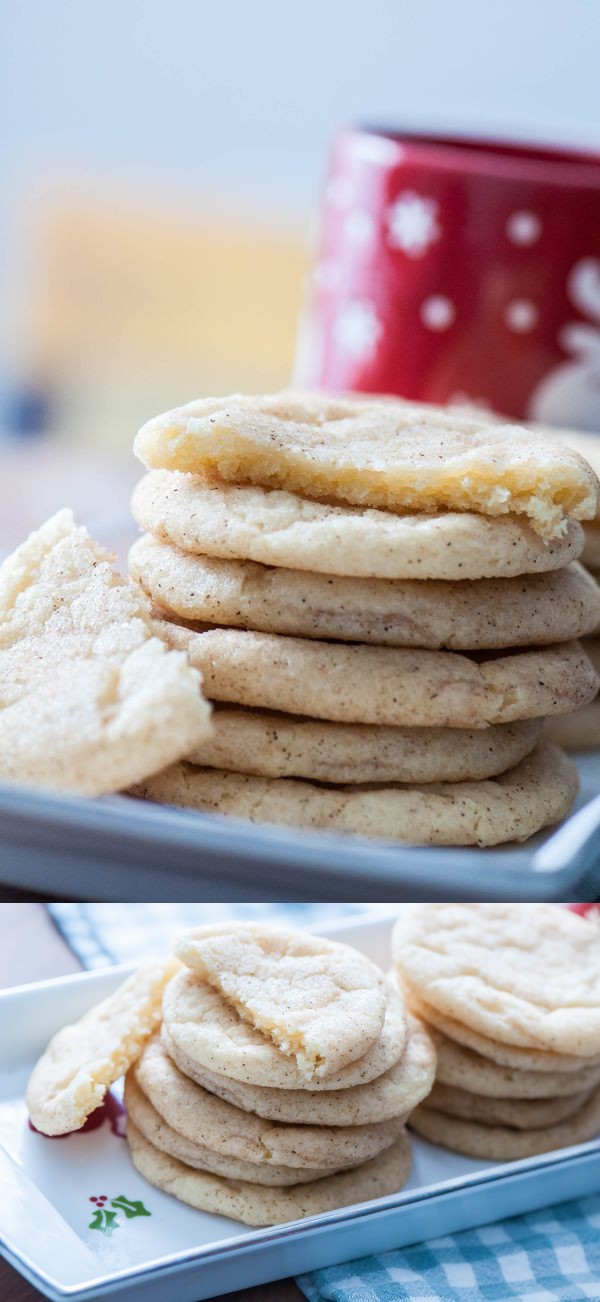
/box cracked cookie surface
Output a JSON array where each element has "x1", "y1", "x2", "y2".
[
  {"x1": 394, "y1": 904, "x2": 600, "y2": 1055},
  {"x1": 0, "y1": 509, "x2": 211, "y2": 794},
  {"x1": 173, "y1": 923, "x2": 389, "y2": 1081},
  {"x1": 161, "y1": 968, "x2": 407, "y2": 1089},
  {"x1": 133, "y1": 392, "x2": 599, "y2": 538},
  {"x1": 26, "y1": 961, "x2": 177, "y2": 1135}
]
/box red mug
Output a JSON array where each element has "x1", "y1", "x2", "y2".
[{"x1": 296, "y1": 128, "x2": 600, "y2": 430}]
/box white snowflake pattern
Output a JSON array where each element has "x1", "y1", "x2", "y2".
[
  {"x1": 506, "y1": 211, "x2": 541, "y2": 247},
  {"x1": 386, "y1": 191, "x2": 440, "y2": 257},
  {"x1": 313, "y1": 260, "x2": 341, "y2": 292},
  {"x1": 420, "y1": 295, "x2": 455, "y2": 331},
  {"x1": 326, "y1": 175, "x2": 354, "y2": 208},
  {"x1": 334, "y1": 300, "x2": 382, "y2": 361},
  {"x1": 343, "y1": 210, "x2": 375, "y2": 247},
  {"x1": 528, "y1": 257, "x2": 600, "y2": 429},
  {"x1": 504, "y1": 299, "x2": 538, "y2": 333}
]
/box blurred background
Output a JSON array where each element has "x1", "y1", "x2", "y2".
[{"x1": 1, "y1": 0, "x2": 599, "y2": 540}]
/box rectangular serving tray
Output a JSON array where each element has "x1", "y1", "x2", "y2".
[
  {"x1": 1, "y1": 519, "x2": 599, "y2": 903},
  {"x1": 0, "y1": 755, "x2": 599, "y2": 902},
  {"x1": 2, "y1": 914, "x2": 600, "y2": 1301}
]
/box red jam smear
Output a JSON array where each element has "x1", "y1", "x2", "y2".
[{"x1": 29, "y1": 1089, "x2": 127, "y2": 1139}]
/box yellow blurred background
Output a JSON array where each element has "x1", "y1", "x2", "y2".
[{"x1": 20, "y1": 191, "x2": 308, "y2": 448}]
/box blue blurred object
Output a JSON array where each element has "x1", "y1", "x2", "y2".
[{"x1": 3, "y1": 385, "x2": 53, "y2": 437}]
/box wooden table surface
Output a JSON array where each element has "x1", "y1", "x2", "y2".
[{"x1": 0, "y1": 904, "x2": 304, "y2": 1302}]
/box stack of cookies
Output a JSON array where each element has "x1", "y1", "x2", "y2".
[
  {"x1": 124, "y1": 924, "x2": 434, "y2": 1225},
  {"x1": 547, "y1": 640, "x2": 600, "y2": 750},
  {"x1": 128, "y1": 392, "x2": 600, "y2": 846},
  {"x1": 540, "y1": 424, "x2": 600, "y2": 582},
  {"x1": 392, "y1": 904, "x2": 600, "y2": 1160},
  {"x1": 543, "y1": 427, "x2": 600, "y2": 751}
]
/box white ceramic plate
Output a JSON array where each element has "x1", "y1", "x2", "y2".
[{"x1": 2, "y1": 914, "x2": 600, "y2": 1301}]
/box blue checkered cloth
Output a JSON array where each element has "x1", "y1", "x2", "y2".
[
  {"x1": 298, "y1": 1196, "x2": 600, "y2": 1301},
  {"x1": 47, "y1": 904, "x2": 600, "y2": 1302},
  {"x1": 47, "y1": 902, "x2": 381, "y2": 966}
]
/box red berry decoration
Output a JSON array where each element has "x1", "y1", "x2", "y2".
[{"x1": 565, "y1": 904, "x2": 600, "y2": 924}]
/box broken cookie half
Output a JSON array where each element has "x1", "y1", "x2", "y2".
[
  {"x1": 133, "y1": 391, "x2": 600, "y2": 540},
  {"x1": 26, "y1": 959, "x2": 178, "y2": 1135},
  {"x1": 0, "y1": 509, "x2": 212, "y2": 795},
  {"x1": 174, "y1": 922, "x2": 393, "y2": 1082}
]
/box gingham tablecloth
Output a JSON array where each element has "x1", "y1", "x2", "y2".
[
  {"x1": 298, "y1": 1199, "x2": 600, "y2": 1301},
  {"x1": 48, "y1": 903, "x2": 600, "y2": 1302},
  {"x1": 47, "y1": 902, "x2": 377, "y2": 967}
]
